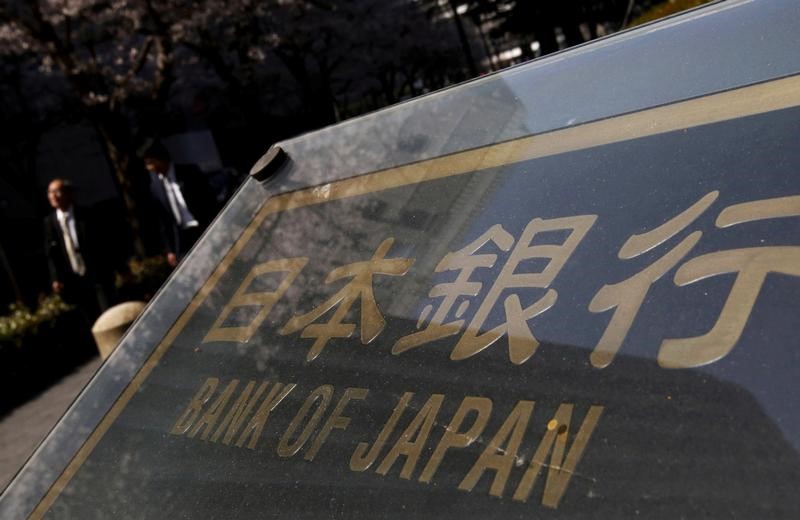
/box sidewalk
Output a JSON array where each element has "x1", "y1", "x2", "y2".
[{"x1": 0, "y1": 356, "x2": 103, "y2": 491}]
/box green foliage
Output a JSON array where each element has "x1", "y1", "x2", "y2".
[
  {"x1": 0, "y1": 294, "x2": 73, "y2": 346},
  {"x1": 115, "y1": 255, "x2": 171, "y2": 301}
]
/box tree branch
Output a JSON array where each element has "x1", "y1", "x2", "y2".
[{"x1": 110, "y1": 36, "x2": 154, "y2": 110}]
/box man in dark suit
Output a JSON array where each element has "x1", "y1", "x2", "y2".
[
  {"x1": 141, "y1": 141, "x2": 218, "y2": 267},
  {"x1": 44, "y1": 178, "x2": 114, "y2": 321}
]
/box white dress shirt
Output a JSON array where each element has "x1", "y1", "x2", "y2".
[
  {"x1": 56, "y1": 207, "x2": 80, "y2": 249},
  {"x1": 159, "y1": 164, "x2": 199, "y2": 229},
  {"x1": 55, "y1": 206, "x2": 86, "y2": 276}
]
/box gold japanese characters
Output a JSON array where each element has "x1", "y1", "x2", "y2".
[{"x1": 204, "y1": 192, "x2": 800, "y2": 369}]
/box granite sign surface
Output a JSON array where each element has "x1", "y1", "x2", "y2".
[{"x1": 3, "y1": 1, "x2": 799, "y2": 518}]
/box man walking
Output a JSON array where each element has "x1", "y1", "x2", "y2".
[
  {"x1": 43, "y1": 178, "x2": 113, "y2": 321},
  {"x1": 141, "y1": 141, "x2": 217, "y2": 266}
]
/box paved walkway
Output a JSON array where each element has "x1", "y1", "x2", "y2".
[{"x1": 0, "y1": 357, "x2": 103, "y2": 491}]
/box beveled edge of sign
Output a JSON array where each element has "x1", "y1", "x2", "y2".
[{"x1": 28, "y1": 72, "x2": 800, "y2": 518}]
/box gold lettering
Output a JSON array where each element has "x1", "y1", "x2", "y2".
[
  {"x1": 419, "y1": 396, "x2": 492, "y2": 483},
  {"x1": 376, "y1": 394, "x2": 444, "y2": 479},
  {"x1": 513, "y1": 404, "x2": 603, "y2": 508},
  {"x1": 453, "y1": 215, "x2": 596, "y2": 364},
  {"x1": 659, "y1": 247, "x2": 800, "y2": 368},
  {"x1": 235, "y1": 382, "x2": 297, "y2": 449},
  {"x1": 170, "y1": 377, "x2": 219, "y2": 435},
  {"x1": 393, "y1": 225, "x2": 514, "y2": 355},
  {"x1": 589, "y1": 191, "x2": 717, "y2": 368},
  {"x1": 459, "y1": 400, "x2": 534, "y2": 497},
  {"x1": 204, "y1": 258, "x2": 308, "y2": 343},
  {"x1": 656, "y1": 195, "x2": 800, "y2": 368},
  {"x1": 305, "y1": 387, "x2": 369, "y2": 461},
  {"x1": 188, "y1": 380, "x2": 239, "y2": 440},
  {"x1": 589, "y1": 232, "x2": 700, "y2": 368},
  {"x1": 350, "y1": 392, "x2": 414, "y2": 472},
  {"x1": 280, "y1": 238, "x2": 413, "y2": 361},
  {"x1": 619, "y1": 191, "x2": 718, "y2": 258},
  {"x1": 277, "y1": 385, "x2": 334, "y2": 458},
  {"x1": 716, "y1": 194, "x2": 800, "y2": 227},
  {"x1": 211, "y1": 381, "x2": 269, "y2": 444}
]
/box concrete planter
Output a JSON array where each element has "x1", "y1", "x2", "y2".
[{"x1": 91, "y1": 301, "x2": 146, "y2": 359}]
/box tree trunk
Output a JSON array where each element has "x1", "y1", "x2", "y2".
[{"x1": 95, "y1": 125, "x2": 146, "y2": 258}]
